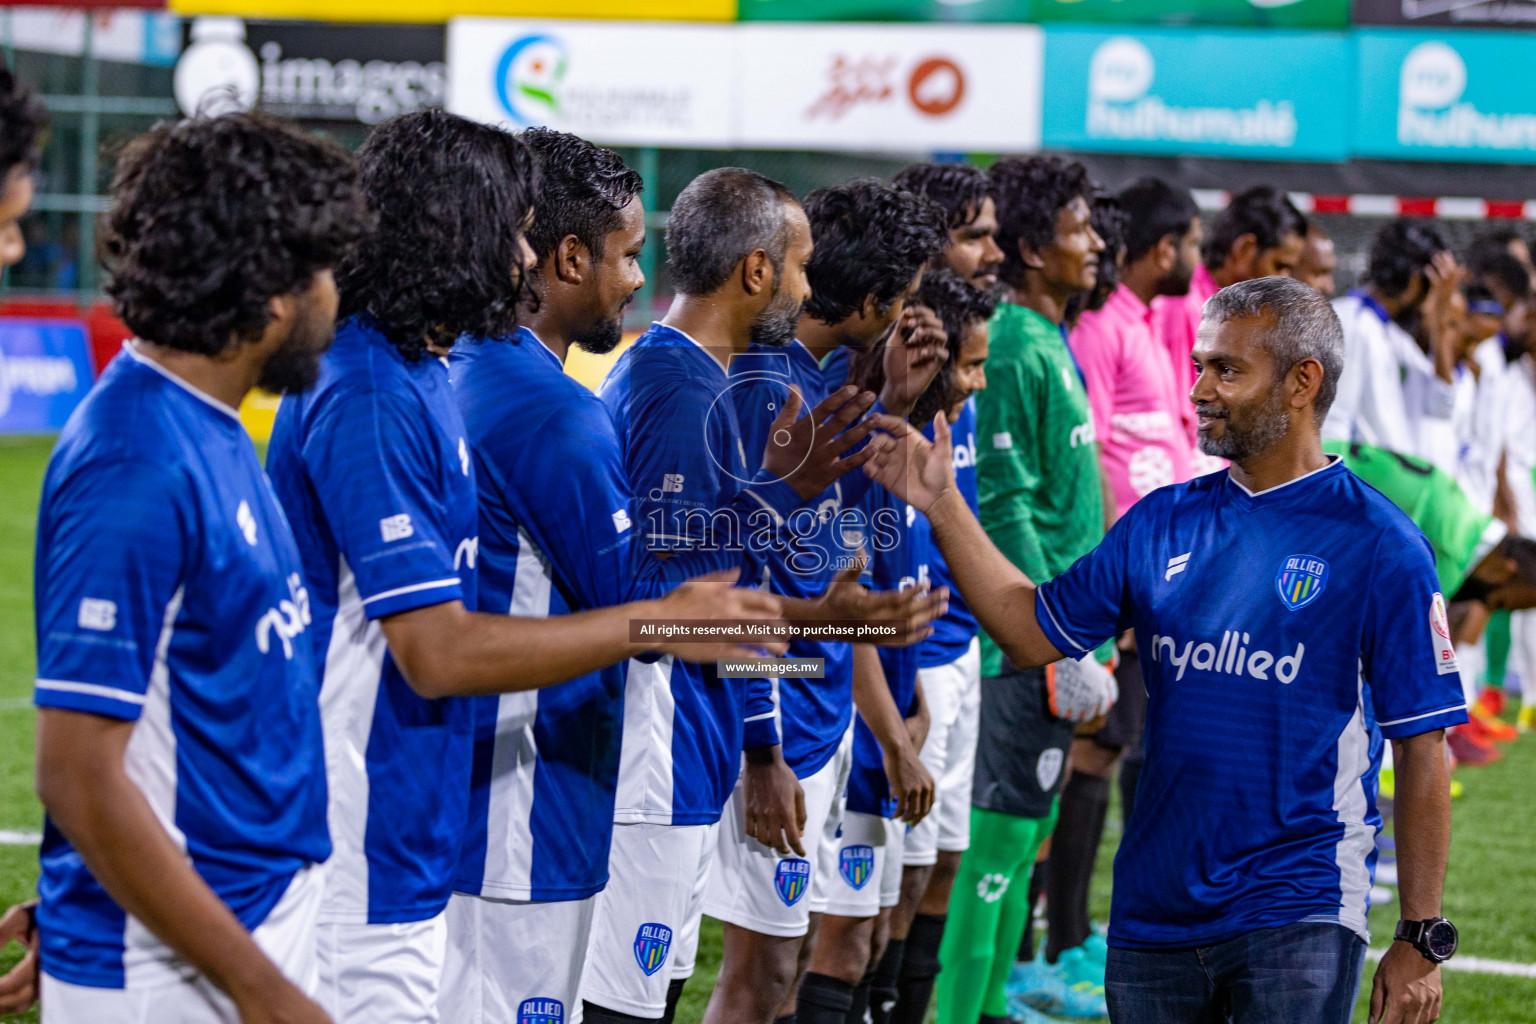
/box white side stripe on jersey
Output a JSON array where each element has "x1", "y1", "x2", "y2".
[
  {"x1": 359, "y1": 578, "x2": 461, "y2": 607},
  {"x1": 1378, "y1": 703, "x2": 1469, "y2": 729},
  {"x1": 35, "y1": 679, "x2": 148, "y2": 706}
]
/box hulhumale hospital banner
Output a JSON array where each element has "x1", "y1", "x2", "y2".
[
  {"x1": 1041, "y1": 28, "x2": 1351, "y2": 161},
  {"x1": 738, "y1": 0, "x2": 1348, "y2": 26},
  {"x1": 1356, "y1": 30, "x2": 1536, "y2": 162}
]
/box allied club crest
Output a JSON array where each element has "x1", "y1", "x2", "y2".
[
  {"x1": 839, "y1": 845, "x2": 875, "y2": 890},
  {"x1": 775, "y1": 857, "x2": 811, "y2": 906},
  {"x1": 518, "y1": 998, "x2": 564, "y2": 1024},
  {"x1": 1276, "y1": 554, "x2": 1329, "y2": 611},
  {"x1": 633, "y1": 922, "x2": 673, "y2": 977}
]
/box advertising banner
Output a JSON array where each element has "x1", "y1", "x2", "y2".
[
  {"x1": 1041, "y1": 27, "x2": 1351, "y2": 161},
  {"x1": 733, "y1": 24, "x2": 1042, "y2": 153},
  {"x1": 738, "y1": 0, "x2": 1347, "y2": 27},
  {"x1": 447, "y1": 19, "x2": 734, "y2": 147},
  {"x1": 175, "y1": 17, "x2": 445, "y2": 124},
  {"x1": 1357, "y1": 30, "x2": 1536, "y2": 162},
  {"x1": 0, "y1": 320, "x2": 95, "y2": 434},
  {"x1": 1353, "y1": 0, "x2": 1536, "y2": 29},
  {"x1": 2, "y1": 9, "x2": 180, "y2": 65},
  {"x1": 171, "y1": 0, "x2": 732, "y2": 25}
]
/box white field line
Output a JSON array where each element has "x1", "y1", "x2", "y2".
[
  {"x1": 1367, "y1": 946, "x2": 1536, "y2": 979},
  {"x1": 0, "y1": 830, "x2": 40, "y2": 845}
]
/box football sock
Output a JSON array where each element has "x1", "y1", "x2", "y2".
[
  {"x1": 846, "y1": 971, "x2": 872, "y2": 1024},
  {"x1": 1018, "y1": 860, "x2": 1048, "y2": 961},
  {"x1": 1046, "y1": 772, "x2": 1109, "y2": 961},
  {"x1": 798, "y1": 973, "x2": 855, "y2": 1024},
  {"x1": 868, "y1": 937, "x2": 905, "y2": 1024},
  {"x1": 582, "y1": 1003, "x2": 656, "y2": 1024},
  {"x1": 891, "y1": 914, "x2": 944, "y2": 1024},
  {"x1": 661, "y1": 977, "x2": 687, "y2": 1024}
]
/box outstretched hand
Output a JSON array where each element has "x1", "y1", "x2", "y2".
[
  {"x1": 762, "y1": 385, "x2": 880, "y2": 500},
  {"x1": 654, "y1": 569, "x2": 790, "y2": 662},
  {"x1": 817, "y1": 554, "x2": 949, "y2": 648},
  {"x1": 879, "y1": 305, "x2": 949, "y2": 418},
  {"x1": 862, "y1": 412, "x2": 957, "y2": 514}
]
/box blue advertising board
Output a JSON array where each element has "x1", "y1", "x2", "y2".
[
  {"x1": 1356, "y1": 30, "x2": 1536, "y2": 163},
  {"x1": 1041, "y1": 27, "x2": 1352, "y2": 161},
  {"x1": 0, "y1": 319, "x2": 96, "y2": 434}
]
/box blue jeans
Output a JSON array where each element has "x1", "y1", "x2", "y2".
[{"x1": 1105, "y1": 921, "x2": 1367, "y2": 1024}]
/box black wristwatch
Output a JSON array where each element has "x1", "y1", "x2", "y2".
[{"x1": 1395, "y1": 917, "x2": 1458, "y2": 963}]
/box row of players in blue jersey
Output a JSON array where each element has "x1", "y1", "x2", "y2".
[
  {"x1": 14, "y1": 92, "x2": 1468, "y2": 1024},
  {"x1": 24, "y1": 108, "x2": 960, "y2": 1024}
]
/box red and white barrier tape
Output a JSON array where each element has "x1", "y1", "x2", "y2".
[{"x1": 1191, "y1": 189, "x2": 1536, "y2": 221}]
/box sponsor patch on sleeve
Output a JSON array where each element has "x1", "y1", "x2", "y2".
[{"x1": 1430, "y1": 592, "x2": 1459, "y2": 676}]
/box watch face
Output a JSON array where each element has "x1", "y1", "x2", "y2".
[{"x1": 1427, "y1": 920, "x2": 1459, "y2": 960}]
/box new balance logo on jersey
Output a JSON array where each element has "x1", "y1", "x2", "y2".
[
  {"x1": 255, "y1": 573, "x2": 312, "y2": 660},
  {"x1": 992, "y1": 432, "x2": 1013, "y2": 450},
  {"x1": 634, "y1": 923, "x2": 673, "y2": 977},
  {"x1": 612, "y1": 509, "x2": 632, "y2": 534},
  {"x1": 1165, "y1": 552, "x2": 1191, "y2": 581},
  {"x1": 662, "y1": 473, "x2": 685, "y2": 493},
  {"x1": 518, "y1": 998, "x2": 564, "y2": 1024},
  {"x1": 77, "y1": 598, "x2": 116, "y2": 632},
  {"x1": 237, "y1": 500, "x2": 258, "y2": 546},
  {"x1": 455, "y1": 536, "x2": 479, "y2": 571},
  {"x1": 1151, "y1": 631, "x2": 1305, "y2": 684},
  {"x1": 380, "y1": 514, "x2": 414, "y2": 543},
  {"x1": 953, "y1": 433, "x2": 976, "y2": 469},
  {"x1": 1069, "y1": 420, "x2": 1096, "y2": 448}
]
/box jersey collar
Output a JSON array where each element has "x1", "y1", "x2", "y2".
[
  {"x1": 1349, "y1": 289, "x2": 1392, "y2": 325},
  {"x1": 517, "y1": 326, "x2": 564, "y2": 371},
  {"x1": 652, "y1": 321, "x2": 729, "y2": 375},
  {"x1": 1225, "y1": 453, "x2": 1344, "y2": 500},
  {"x1": 123, "y1": 340, "x2": 243, "y2": 422}
]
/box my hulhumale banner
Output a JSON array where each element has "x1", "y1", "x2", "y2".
[
  {"x1": 1041, "y1": 28, "x2": 1351, "y2": 161},
  {"x1": 738, "y1": 0, "x2": 1347, "y2": 25},
  {"x1": 1357, "y1": 30, "x2": 1536, "y2": 163}
]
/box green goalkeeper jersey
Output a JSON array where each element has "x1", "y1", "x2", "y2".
[
  {"x1": 976, "y1": 302, "x2": 1105, "y2": 676},
  {"x1": 1328, "y1": 440, "x2": 1508, "y2": 594}
]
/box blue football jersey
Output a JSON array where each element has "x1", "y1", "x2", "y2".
[
  {"x1": 1033, "y1": 457, "x2": 1469, "y2": 949},
  {"x1": 846, "y1": 484, "x2": 930, "y2": 818},
  {"x1": 449, "y1": 329, "x2": 800, "y2": 898},
  {"x1": 918, "y1": 398, "x2": 980, "y2": 669},
  {"x1": 33, "y1": 346, "x2": 329, "y2": 988},
  {"x1": 600, "y1": 324, "x2": 801, "y2": 825},
  {"x1": 731, "y1": 341, "x2": 875, "y2": 778},
  {"x1": 267, "y1": 315, "x2": 479, "y2": 925}
]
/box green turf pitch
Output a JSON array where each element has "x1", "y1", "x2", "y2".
[{"x1": 0, "y1": 433, "x2": 1533, "y2": 1023}]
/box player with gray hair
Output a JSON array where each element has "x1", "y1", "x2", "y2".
[{"x1": 863, "y1": 273, "x2": 1466, "y2": 1024}]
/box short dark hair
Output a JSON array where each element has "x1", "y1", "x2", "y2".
[
  {"x1": 520, "y1": 128, "x2": 642, "y2": 264},
  {"x1": 1365, "y1": 218, "x2": 1447, "y2": 298},
  {"x1": 988, "y1": 156, "x2": 1095, "y2": 289},
  {"x1": 103, "y1": 113, "x2": 370, "y2": 357},
  {"x1": 0, "y1": 65, "x2": 48, "y2": 179},
  {"x1": 1471, "y1": 250, "x2": 1531, "y2": 302},
  {"x1": 667, "y1": 167, "x2": 797, "y2": 296},
  {"x1": 892, "y1": 162, "x2": 993, "y2": 231},
  {"x1": 802, "y1": 179, "x2": 947, "y2": 324},
  {"x1": 1467, "y1": 226, "x2": 1525, "y2": 268},
  {"x1": 337, "y1": 110, "x2": 539, "y2": 360},
  {"x1": 850, "y1": 267, "x2": 996, "y2": 425},
  {"x1": 1117, "y1": 177, "x2": 1199, "y2": 265},
  {"x1": 1202, "y1": 186, "x2": 1307, "y2": 270},
  {"x1": 1202, "y1": 276, "x2": 1344, "y2": 420}
]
